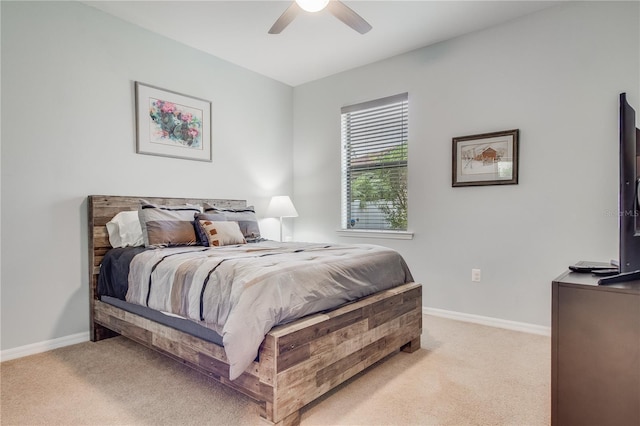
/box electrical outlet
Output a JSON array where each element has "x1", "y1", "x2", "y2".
[{"x1": 471, "y1": 269, "x2": 481, "y2": 282}]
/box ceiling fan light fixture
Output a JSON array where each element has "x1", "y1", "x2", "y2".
[
  {"x1": 295, "y1": 0, "x2": 329, "y2": 13},
  {"x1": 270, "y1": 0, "x2": 371, "y2": 34}
]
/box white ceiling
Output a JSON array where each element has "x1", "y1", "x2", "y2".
[{"x1": 84, "y1": 0, "x2": 561, "y2": 86}]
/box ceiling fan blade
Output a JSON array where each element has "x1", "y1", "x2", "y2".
[
  {"x1": 327, "y1": 1, "x2": 372, "y2": 34},
  {"x1": 268, "y1": 2, "x2": 301, "y2": 34}
]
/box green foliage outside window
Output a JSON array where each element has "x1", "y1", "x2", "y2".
[{"x1": 350, "y1": 143, "x2": 408, "y2": 230}]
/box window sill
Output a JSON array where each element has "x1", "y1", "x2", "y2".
[{"x1": 336, "y1": 229, "x2": 414, "y2": 240}]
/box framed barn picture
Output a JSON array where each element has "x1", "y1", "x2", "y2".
[
  {"x1": 135, "y1": 82, "x2": 212, "y2": 162},
  {"x1": 452, "y1": 129, "x2": 519, "y2": 187}
]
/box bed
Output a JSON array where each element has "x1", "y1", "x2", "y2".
[{"x1": 88, "y1": 195, "x2": 422, "y2": 425}]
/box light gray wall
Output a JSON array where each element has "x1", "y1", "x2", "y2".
[
  {"x1": 292, "y1": 1, "x2": 640, "y2": 327},
  {"x1": 0, "y1": 1, "x2": 293, "y2": 350}
]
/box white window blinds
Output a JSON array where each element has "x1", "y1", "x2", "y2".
[{"x1": 341, "y1": 93, "x2": 409, "y2": 231}]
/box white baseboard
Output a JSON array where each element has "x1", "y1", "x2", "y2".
[
  {"x1": 0, "y1": 331, "x2": 90, "y2": 362},
  {"x1": 423, "y1": 307, "x2": 551, "y2": 336}
]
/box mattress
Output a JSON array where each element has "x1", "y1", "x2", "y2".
[{"x1": 100, "y1": 295, "x2": 224, "y2": 346}]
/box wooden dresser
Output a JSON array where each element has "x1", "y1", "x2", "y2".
[{"x1": 552, "y1": 271, "x2": 640, "y2": 425}]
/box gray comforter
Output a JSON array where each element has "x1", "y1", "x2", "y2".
[{"x1": 126, "y1": 241, "x2": 413, "y2": 380}]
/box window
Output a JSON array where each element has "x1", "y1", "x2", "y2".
[{"x1": 341, "y1": 93, "x2": 408, "y2": 232}]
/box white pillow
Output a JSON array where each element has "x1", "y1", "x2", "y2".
[
  {"x1": 198, "y1": 220, "x2": 246, "y2": 247},
  {"x1": 106, "y1": 211, "x2": 144, "y2": 248}
]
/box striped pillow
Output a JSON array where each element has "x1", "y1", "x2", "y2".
[{"x1": 138, "y1": 200, "x2": 202, "y2": 247}]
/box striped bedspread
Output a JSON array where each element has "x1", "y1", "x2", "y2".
[{"x1": 125, "y1": 241, "x2": 414, "y2": 380}]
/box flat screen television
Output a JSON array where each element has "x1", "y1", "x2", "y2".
[{"x1": 600, "y1": 92, "x2": 640, "y2": 284}]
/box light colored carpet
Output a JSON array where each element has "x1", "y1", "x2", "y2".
[{"x1": 1, "y1": 315, "x2": 550, "y2": 425}]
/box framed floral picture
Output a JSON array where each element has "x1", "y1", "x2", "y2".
[
  {"x1": 135, "y1": 82, "x2": 212, "y2": 162},
  {"x1": 452, "y1": 129, "x2": 519, "y2": 187}
]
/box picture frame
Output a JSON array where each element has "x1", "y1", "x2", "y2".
[
  {"x1": 452, "y1": 129, "x2": 519, "y2": 187},
  {"x1": 135, "y1": 82, "x2": 212, "y2": 162}
]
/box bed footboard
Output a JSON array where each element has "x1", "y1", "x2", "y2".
[
  {"x1": 263, "y1": 281, "x2": 422, "y2": 424},
  {"x1": 92, "y1": 282, "x2": 421, "y2": 425}
]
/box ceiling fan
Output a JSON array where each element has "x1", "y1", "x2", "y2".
[{"x1": 269, "y1": 0, "x2": 372, "y2": 35}]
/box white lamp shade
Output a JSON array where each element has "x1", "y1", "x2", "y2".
[{"x1": 265, "y1": 196, "x2": 298, "y2": 218}]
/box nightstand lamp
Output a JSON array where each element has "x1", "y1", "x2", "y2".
[{"x1": 265, "y1": 195, "x2": 298, "y2": 242}]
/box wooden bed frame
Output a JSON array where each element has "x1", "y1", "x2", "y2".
[{"x1": 88, "y1": 195, "x2": 422, "y2": 425}]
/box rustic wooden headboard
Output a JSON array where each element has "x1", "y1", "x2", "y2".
[{"x1": 87, "y1": 195, "x2": 246, "y2": 276}]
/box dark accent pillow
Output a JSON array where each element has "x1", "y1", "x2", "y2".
[
  {"x1": 202, "y1": 203, "x2": 261, "y2": 241},
  {"x1": 138, "y1": 200, "x2": 201, "y2": 247}
]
